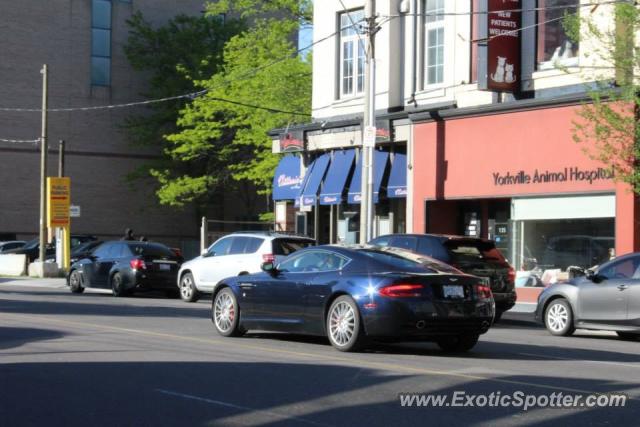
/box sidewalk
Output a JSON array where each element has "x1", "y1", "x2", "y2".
[{"x1": 0, "y1": 276, "x2": 67, "y2": 288}]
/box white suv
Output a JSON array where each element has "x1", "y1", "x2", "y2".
[{"x1": 177, "y1": 232, "x2": 315, "y2": 302}]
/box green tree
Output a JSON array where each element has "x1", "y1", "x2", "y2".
[
  {"x1": 158, "y1": 0, "x2": 312, "y2": 213},
  {"x1": 568, "y1": 3, "x2": 640, "y2": 192}
]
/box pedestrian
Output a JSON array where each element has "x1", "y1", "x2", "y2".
[{"x1": 121, "y1": 228, "x2": 135, "y2": 241}]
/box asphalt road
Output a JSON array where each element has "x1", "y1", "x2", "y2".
[{"x1": 1, "y1": 279, "x2": 639, "y2": 427}]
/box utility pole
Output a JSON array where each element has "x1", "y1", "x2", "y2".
[
  {"x1": 359, "y1": 0, "x2": 377, "y2": 244},
  {"x1": 58, "y1": 140, "x2": 65, "y2": 177},
  {"x1": 38, "y1": 64, "x2": 49, "y2": 263}
]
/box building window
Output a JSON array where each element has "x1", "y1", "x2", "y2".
[
  {"x1": 537, "y1": 0, "x2": 579, "y2": 70},
  {"x1": 339, "y1": 9, "x2": 365, "y2": 98},
  {"x1": 424, "y1": 0, "x2": 445, "y2": 86},
  {"x1": 91, "y1": 0, "x2": 111, "y2": 86}
]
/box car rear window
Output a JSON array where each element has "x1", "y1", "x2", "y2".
[
  {"x1": 128, "y1": 243, "x2": 174, "y2": 258},
  {"x1": 272, "y1": 238, "x2": 315, "y2": 256},
  {"x1": 358, "y1": 249, "x2": 436, "y2": 273},
  {"x1": 444, "y1": 240, "x2": 505, "y2": 263}
]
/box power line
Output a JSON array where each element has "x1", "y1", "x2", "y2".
[
  {"x1": 208, "y1": 97, "x2": 311, "y2": 117},
  {"x1": 381, "y1": 0, "x2": 627, "y2": 18},
  {"x1": 0, "y1": 137, "x2": 39, "y2": 145}
]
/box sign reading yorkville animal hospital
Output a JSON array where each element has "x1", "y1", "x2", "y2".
[
  {"x1": 487, "y1": 0, "x2": 521, "y2": 92},
  {"x1": 47, "y1": 177, "x2": 71, "y2": 227},
  {"x1": 492, "y1": 167, "x2": 614, "y2": 187}
]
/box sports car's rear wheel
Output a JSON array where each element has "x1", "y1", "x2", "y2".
[
  {"x1": 327, "y1": 296, "x2": 365, "y2": 352},
  {"x1": 179, "y1": 272, "x2": 200, "y2": 302},
  {"x1": 436, "y1": 334, "x2": 479, "y2": 352},
  {"x1": 69, "y1": 270, "x2": 84, "y2": 294},
  {"x1": 544, "y1": 299, "x2": 575, "y2": 336},
  {"x1": 212, "y1": 288, "x2": 243, "y2": 337}
]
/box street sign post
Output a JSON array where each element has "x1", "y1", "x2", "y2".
[{"x1": 47, "y1": 177, "x2": 71, "y2": 270}]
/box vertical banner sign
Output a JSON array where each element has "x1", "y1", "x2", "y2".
[
  {"x1": 47, "y1": 177, "x2": 70, "y2": 228},
  {"x1": 487, "y1": 0, "x2": 521, "y2": 92}
]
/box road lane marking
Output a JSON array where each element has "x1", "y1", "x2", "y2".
[
  {"x1": 517, "y1": 352, "x2": 640, "y2": 369},
  {"x1": 156, "y1": 389, "x2": 332, "y2": 427},
  {"x1": 1, "y1": 312, "x2": 636, "y2": 399}
]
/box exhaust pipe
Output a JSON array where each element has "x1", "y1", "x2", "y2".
[{"x1": 416, "y1": 320, "x2": 426, "y2": 330}]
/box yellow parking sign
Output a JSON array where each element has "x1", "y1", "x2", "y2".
[{"x1": 47, "y1": 177, "x2": 71, "y2": 228}]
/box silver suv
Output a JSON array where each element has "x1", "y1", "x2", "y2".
[{"x1": 177, "y1": 232, "x2": 315, "y2": 302}]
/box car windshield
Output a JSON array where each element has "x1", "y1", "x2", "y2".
[
  {"x1": 22, "y1": 238, "x2": 39, "y2": 249},
  {"x1": 128, "y1": 243, "x2": 174, "y2": 258},
  {"x1": 444, "y1": 240, "x2": 505, "y2": 263},
  {"x1": 358, "y1": 249, "x2": 437, "y2": 273}
]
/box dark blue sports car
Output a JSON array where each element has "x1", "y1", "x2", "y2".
[{"x1": 211, "y1": 245, "x2": 495, "y2": 352}]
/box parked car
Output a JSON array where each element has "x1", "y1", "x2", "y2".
[
  {"x1": 536, "y1": 252, "x2": 640, "y2": 340},
  {"x1": 368, "y1": 234, "x2": 516, "y2": 321},
  {"x1": 0, "y1": 240, "x2": 26, "y2": 253},
  {"x1": 177, "y1": 232, "x2": 316, "y2": 303},
  {"x1": 67, "y1": 240, "x2": 181, "y2": 297},
  {"x1": 210, "y1": 245, "x2": 494, "y2": 352},
  {"x1": 4, "y1": 234, "x2": 97, "y2": 263}
]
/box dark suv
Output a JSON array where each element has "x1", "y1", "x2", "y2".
[{"x1": 369, "y1": 234, "x2": 516, "y2": 320}]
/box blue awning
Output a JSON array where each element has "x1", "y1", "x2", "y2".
[
  {"x1": 272, "y1": 155, "x2": 302, "y2": 201},
  {"x1": 387, "y1": 153, "x2": 407, "y2": 198},
  {"x1": 348, "y1": 150, "x2": 389, "y2": 204},
  {"x1": 319, "y1": 149, "x2": 356, "y2": 205},
  {"x1": 298, "y1": 153, "x2": 331, "y2": 207}
]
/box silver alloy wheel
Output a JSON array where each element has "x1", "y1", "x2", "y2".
[
  {"x1": 329, "y1": 301, "x2": 356, "y2": 346},
  {"x1": 214, "y1": 291, "x2": 235, "y2": 333},
  {"x1": 180, "y1": 275, "x2": 194, "y2": 300},
  {"x1": 547, "y1": 302, "x2": 569, "y2": 332},
  {"x1": 70, "y1": 271, "x2": 81, "y2": 287}
]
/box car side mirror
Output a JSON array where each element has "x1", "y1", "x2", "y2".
[
  {"x1": 261, "y1": 261, "x2": 278, "y2": 275},
  {"x1": 202, "y1": 249, "x2": 214, "y2": 257},
  {"x1": 586, "y1": 269, "x2": 602, "y2": 283}
]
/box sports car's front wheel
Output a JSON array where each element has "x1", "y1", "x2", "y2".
[
  {"x1": 212, "y1": 288, "x2": 244, "y2": 337},
  {"x1": 326, "y1": 296, "x2": 366, "y2": 352}
]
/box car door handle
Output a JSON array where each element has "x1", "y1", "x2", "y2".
[{"x1": 618, "y1": 285, "x2": 629, "y2": 291}]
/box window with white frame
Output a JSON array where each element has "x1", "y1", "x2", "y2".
[
  {"x1": 423, "y1": 0, "x2": 445, "y2": 86},
  {"x1": 339, "y1": 9, "x2": 365, "y2": 98},
  {"x1": 537, "y1": 0, "x2": 579, "y2": 70}
]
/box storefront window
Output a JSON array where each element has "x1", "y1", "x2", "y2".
[{"x1": 511, "y1": 218, "x2": 615, "y2": 275}]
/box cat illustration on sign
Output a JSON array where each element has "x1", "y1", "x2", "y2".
[{"x1": 491, "y1": 56, "x2": 517, "y2": 83}]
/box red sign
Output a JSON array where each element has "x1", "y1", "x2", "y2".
[
  {"x1": 279, "y1": 130, "x2": 304, "y2": 152},
  {"x1": 487, "y1": 0, "x2": 521, "y2": 92}
]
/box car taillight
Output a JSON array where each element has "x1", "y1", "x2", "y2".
[
  {"x1": 475, "y1": 284, "x2": 492, "y2": 300},
  {"x1": 130, "y1": 259, "x2": 146, "y2": 270},
  {"x1": 171, "y1": 248, "x2": 182, "y2": 258},
  {"x1": 507, "y1": 267, "x2": 516, "y2": 284},
  {"x1": 262, "y1": 253, "x2": 275, "y2": 263},
  {"x1": 379, "y1": 283, "x2": 423, "y2": 297}
]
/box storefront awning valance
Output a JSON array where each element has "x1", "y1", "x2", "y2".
[
  {"x1": 348, "y1": 150, "x2": 389, "y2": 204},
  {"x1": 298, "y1": 153, "x2": 331, "y2": 207},
  {"x1": 272, "y1": 155, "x2": 302, "y2": 201},
  {"x1": 387, "y1": 153, "x2": 407, "y2": 198},
  {"x1": 319, "y1": 149, "x2": 356, "y2": 205}
]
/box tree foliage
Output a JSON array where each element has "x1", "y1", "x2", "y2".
[
  {"x1": 568, "y1": 3, "x2": 640, "y2": 192},
  {"x1": 159, "y1": 0, "x2": 312, "y2": 209}
]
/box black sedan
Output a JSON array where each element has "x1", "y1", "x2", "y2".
[
  {"x1": 4, "y1": 234, "x2": 97, "y2": 263},
  {"x1": 536, "y1": 252, "x2": 640, "y2": 340},
  {"x1": 67, "y1": 241, "x2": 181, "y2": 297},
  {"x1": 210, "y1": 245, "x2": 495, "y2": 352}
]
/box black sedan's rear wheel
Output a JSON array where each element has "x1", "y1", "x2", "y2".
[
  {"x1": 436, "y1": 334, "x2": 479, "y2": 352},
  {"x1": 111, "y1": 272, "x2": 128, "y2": 297},
  {"x1": 326, "y1": 296, "x2": 366, "y2": 352},
  {"x1": 212, "y1": 288, "x2": 244, "y2": 337},
  {"x1": 69, "y1": 270, "x2": 84, "y2": 294},
  {"x1": 544, "y1": 299, "x2": 575, "y2": 336},
  {"x1": 179, "y1": 272, "x2": 200, "y2": 302}
]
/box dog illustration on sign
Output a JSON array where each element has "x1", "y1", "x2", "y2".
[{"x1": 491, "y1": 56, "x2": 517, "y2": 83}]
